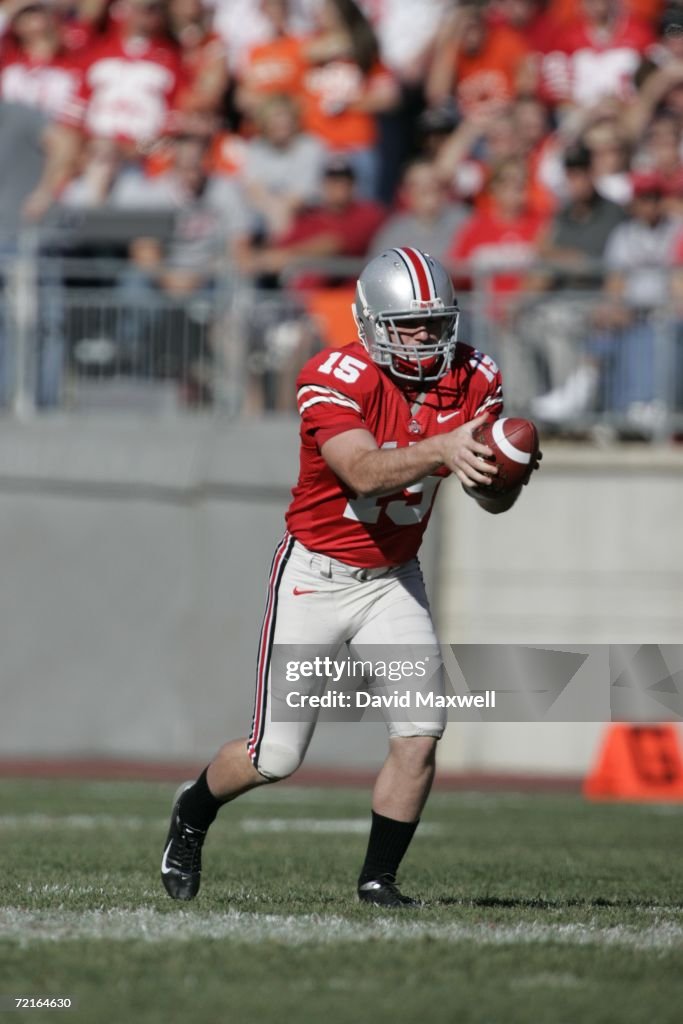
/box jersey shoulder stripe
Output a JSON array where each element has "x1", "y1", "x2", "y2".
[
  {"x1": 297, "y1": 384, "x2": 362, "y2": 414},
  {"x1": 298, "y1": 394, "x2": 362, "y2": 415},
  {"x1": 475, "y1": 390, "x2": 503, "y2": 416},
  {"x1": 297, "y1": 384, "x2": 361, "y2": 405}
]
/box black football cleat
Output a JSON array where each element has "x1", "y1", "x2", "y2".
[
  {"x1": 161, "y1": 782, "x2": 206, "y2": 901},
  {"x1": 358, "y1": 873, "x2": 422, "y2": 908}
]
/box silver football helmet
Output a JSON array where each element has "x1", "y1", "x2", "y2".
[{"x1": 352, "y1": 247, "x2": 460, "y2": 382}]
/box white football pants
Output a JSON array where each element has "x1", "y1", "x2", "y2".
[{"x1": 247, "y1": 533, "x2": 446, "y2": 780}]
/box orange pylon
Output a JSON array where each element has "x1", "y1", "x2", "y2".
[{"x1": 583, "y1": 724, "x2": 683, "y2": 801}]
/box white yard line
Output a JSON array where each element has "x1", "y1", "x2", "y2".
[
  {"x1": 0, "y1": 814, "x2": 150, "y2": 830},
  {"x1": 239, "y1": 818, "x2": 440, "y2": 835},
  {"x1": 0, "y1": 907, "x2": 681, "y2": 951},
  {"x1": 0, "y1": 815, "x2": 150, "y2": 831},
  {"x1": 510, "y1": 971, "x2": 583, "y2": 989},
  {"x1": 0, "y1": 814, "x2": 439, "y2": 836}
]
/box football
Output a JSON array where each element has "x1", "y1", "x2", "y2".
[{"x1": 473, "y1": 417, "x2": 539, "y2": 492}]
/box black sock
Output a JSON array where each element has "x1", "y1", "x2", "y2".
[
  {"x1": 358, "y1": 810, "x2": 419, "y2": 885},
  {"x1": 177, "y1": 767, "x2": 224, "y2": 832}
]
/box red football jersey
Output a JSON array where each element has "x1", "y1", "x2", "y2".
[
  {"x1": 541, "y1": 14, "x2": 653, "y2": 106},
  {"x1": 286, "y1": 341, "x2": 503, "y2": 568},
  {"x1": 62, "y1": 29, "x2": 183, "y2": 144},
  {"x1": 0, "y1": 44, "x2": 83, "y2": 119}
]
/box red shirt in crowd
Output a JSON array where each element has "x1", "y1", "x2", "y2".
[
  {"x1": 62, "y1": 27, "x2": 183, "y2": 144},
  {"x1": 297, "y1": 48, "x2": 395, "y2": 151},
  {"x1": 239, "y1": 33, "x2": 304, "y2": 100},
  {"x1": 486, "y1": 4, "x2": 561, "y2": 55},
  {"x1": 0, "y1": 40, "x2": 83, "y2": 118},
  {"x1": 541, "y1": 11, "x2": 654, "y2": 106},
  {"x1": 449, "y1": 208, "x2": 546, "y2": 311},
  {"x1": 455, "y1": 24, "x2": 531, "y2": 114},
  {"x1": 278, "y1": 200, "x2": 387, "y2": 288}
]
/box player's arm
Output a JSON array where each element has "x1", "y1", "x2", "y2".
[
  {"x1": 424, "y1": 5, "x2": 464, "y2": 106},
  {"x1": 321, "y1": 413, "x2": 498, "y2": 498}
]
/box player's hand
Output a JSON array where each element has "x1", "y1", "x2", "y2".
[{"x1": 437, "y1": 412, "x2": 498, "y2": 489}]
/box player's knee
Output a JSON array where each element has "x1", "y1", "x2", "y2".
[
  {"x1": 408, "y1": 734, "x2": 439, "y2": 766},
  {"x1": 255, "y1": 742, "x2": 304, "y2": 781},
  {"x1": 391, "y1": 733, "x2": 439, "y2": 774}
]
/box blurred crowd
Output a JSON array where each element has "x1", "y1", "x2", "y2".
[{"x1": 1, "y1": 0, "x2": 683, "y2": 423}]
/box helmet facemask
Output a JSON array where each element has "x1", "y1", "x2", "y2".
[{"x1": 353, "y1": 293, "x2": 460, "y2": 383}]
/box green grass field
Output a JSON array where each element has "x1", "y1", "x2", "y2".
[{"x1": 1, "y1": 779, "x2": 682, "y2": 1024}]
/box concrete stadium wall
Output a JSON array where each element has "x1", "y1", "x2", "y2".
[
  {"x1": 436, "y1": 445, "x2": 683, "y2": 773},
  {"x1": 0, "y1": 416, "x2": 680, "y2": 776},
  {"x1": 0, "y1": 416, "x2": 395, "y2": 771}
]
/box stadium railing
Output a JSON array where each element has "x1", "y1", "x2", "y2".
[{"x1": 1, "y1": 235, "x2": 682, "y2": 439}]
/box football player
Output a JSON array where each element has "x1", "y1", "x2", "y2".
[{"x1": 161, "y1": 246, "x2": 539, "y2": 907}]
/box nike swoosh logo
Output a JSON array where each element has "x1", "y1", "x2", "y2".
[
  {"x1": 293, "y1": 587, "x2": 317, "y2": 596},
  {"x1": 161, "y1": 840, "x2": 173, "y2": 875},
  {"x1": 436, "y1": 411, "x2": 462, "y2": 423}
]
